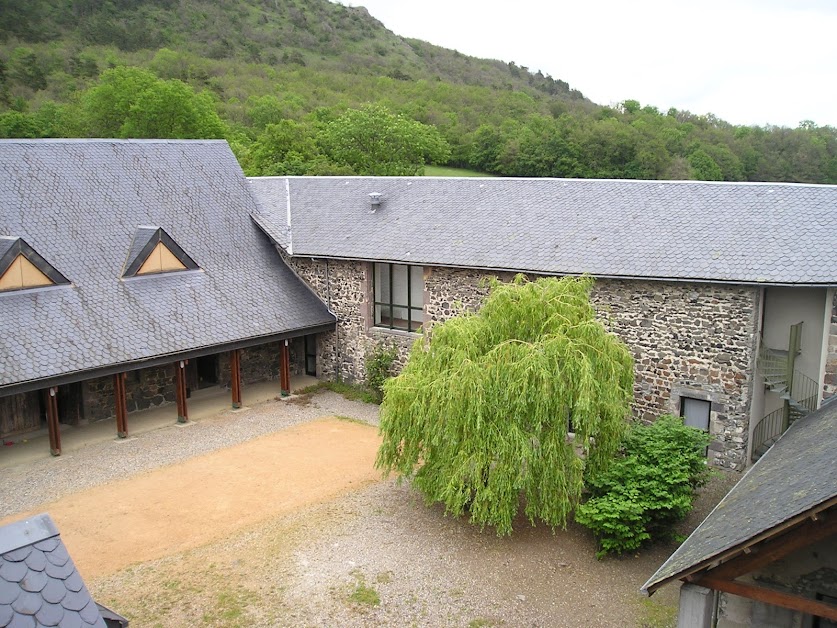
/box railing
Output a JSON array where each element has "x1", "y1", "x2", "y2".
[
  {"x1": 789, "y1": 370, "x2": 820, "y2": 413},
  {"x1": 752, "y1": 322, "x2": 816, "y2": 461},
  {"x1": 758, "y1": 345, "x2": 790, "y2": 384},
  {"x1": 752, "y1": 407, "x2": 786, "y2": 458}
]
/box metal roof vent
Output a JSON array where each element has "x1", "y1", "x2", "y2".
[{"x1": 368, "y1": 192, "x2": 383, "y2": 212}]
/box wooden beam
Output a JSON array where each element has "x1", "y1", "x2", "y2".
[
  {"x1": 46, "y1": 386, "x2": 60, "y2": 456},
  {"x1": 114, "y1": 372, "x2": 128, "y2": 438},
  {"x1": 702, "y1": 510, "x2": 837, "y2": 581},
  {"x1": 175, "y1": 360, "x2": 189, "y2": 423},
  {"x1": 695, "y1": 575, "x2": 837, "y2": 621},
  {"x1": 230, "y1": 349, "x2": 242, "y2": 409},
  {"x1": 279, "y1": 340, "x2": 291, "y2": 397}
]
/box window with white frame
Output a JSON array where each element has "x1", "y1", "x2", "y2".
[
  {"x1": 373, "y1": 263, "x2": 423, "y2": 332},
  {"x1": 680, "y1": 396, "x2": 711, "y2": 431}
]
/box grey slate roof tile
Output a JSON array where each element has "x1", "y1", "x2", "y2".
[
  {"x1": 0, "y1": 514, "x2": 108, "y2": 627},
  {"x1": 249, "y1": 176, "x2": 837, "y2": 285},
  {"x1": 642, "y1": 397, "x2": 837, "y2": 593},
  {"x1": 0, "y1": 140, "x2": 335, "y2": 392}
]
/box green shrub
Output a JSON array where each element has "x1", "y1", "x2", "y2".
[
  {"x1": 575, "y1": 415, "x2": 710, "y2": 557},
  {"x1": 365, "y1": 344, "x2": 398, "y2": 403}
]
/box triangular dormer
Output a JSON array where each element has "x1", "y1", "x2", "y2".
[
  {"x1": 123, "y1": 227, "x2": 199, "y2": 277},
  {"x1": 0, "y1": 237, "x2": 70, "y2": 292}
]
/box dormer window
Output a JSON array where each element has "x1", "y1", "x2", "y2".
[
  {"x1": 123, "y1": 227, "x2": 198, "y2": 278},
  {"x1": 0, "y1": 237, "x2": 70, "y2": 292}
]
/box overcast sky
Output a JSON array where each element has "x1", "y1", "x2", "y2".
[{"x1": 344, "y1": 0, "x2": 837, "y2": 128}]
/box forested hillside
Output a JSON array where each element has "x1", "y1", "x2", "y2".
[{"x1": 1, "y1": 0, "x2": 836, "y2": 182}]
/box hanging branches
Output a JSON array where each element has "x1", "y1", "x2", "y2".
[{"x1": 376, "y1": 275, "x2": 634, "y2": 535}]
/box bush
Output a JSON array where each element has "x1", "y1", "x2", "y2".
[
  {"x1": 575, "y1": 415, "x2": 710, "y2": 557},
  {"x1": 365, "y1": 344, "x2": 398, "y2": 403}
]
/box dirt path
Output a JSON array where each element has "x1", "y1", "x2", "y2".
[{"x1": 1, "y1": 417, "x2": 381, "y2": 579}]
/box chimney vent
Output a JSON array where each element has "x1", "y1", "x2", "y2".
[{"x1": 368, "y1": 192, "x2": 383, "y2": 212}]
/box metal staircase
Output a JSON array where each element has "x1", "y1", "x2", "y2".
[{"x1": 752, "y1": 322, "x2": 819, "y2": 461}]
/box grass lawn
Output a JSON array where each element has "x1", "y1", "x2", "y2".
[{"x1": 424, "y1": 165, "x2": 491, "y2": 177}]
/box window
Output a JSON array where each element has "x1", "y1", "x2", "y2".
[
  {"x1": 0, "y1": 237, "x2": 69, "y2": 292},
  {"x1": 122, "y1": 227, "x2": 198, "y2": 278},
  {"x1": 680, "y1": 397, "x2": 711, "y2": 431},
  {"x1": 373, "y1": 263, "x2": 423, "y2": 332}
]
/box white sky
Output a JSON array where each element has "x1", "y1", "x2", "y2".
[{"x1": 342, "y1": 0, "x2": 837, "y2": 128}]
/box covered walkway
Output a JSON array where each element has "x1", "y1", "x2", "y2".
[{"x1": 0, "y1": 375, "x2": 317, "y2": 468}]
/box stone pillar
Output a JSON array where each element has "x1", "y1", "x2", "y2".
[{"x1": 677, "y1": 584, "x2": 714, "y2": 628}]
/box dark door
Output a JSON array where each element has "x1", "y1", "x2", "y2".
[
  {"x1": 304, "y1": 335, "x2": 317, "y2": 376},
  {"x1": 196, "y1": 355, "x2": 219, "y2": 389},
  {"x1": 57, "y1": 383, "x2": 83, "y2": 425}
]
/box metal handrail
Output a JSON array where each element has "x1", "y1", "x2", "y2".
[{"x1": 752, "y1": 407, "x2": 785, "y2": 460}]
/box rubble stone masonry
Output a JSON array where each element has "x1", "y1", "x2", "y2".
[{"x1": 287, "y1": 259, "x2": 761, "y2": 469}]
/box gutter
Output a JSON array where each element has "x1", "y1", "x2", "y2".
[{"x1": 281, "y1": 253, "x2": 837, "y2": 289}]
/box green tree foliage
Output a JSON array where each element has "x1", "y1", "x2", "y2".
[
  {"x1": 319, "y1": 104, "x2": 451, "y2": 175},
  {"x1": 3, "y1": 0, "x2": 837, "y2": 183},
  {"x1": 246, "y1": 119, "x2": 321, "y2": 175},
  {"x1": 80, "y1": 66, "x2": 226, "y2": 139},
  {"x1": 8, "y1": 47, "x2": 47, "y2": 91},
  {"x1": 376, "y1": 276, "x2": 634, "y2": 535},
  {"x1": 575, "y1": 415, "x2": 711, "y2": 557},
  {"x1": 688, "y1": 148, "x2": 724, "y2": 181}
]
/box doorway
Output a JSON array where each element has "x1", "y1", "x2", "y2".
[
  {"x1": 196, "y1": 355, "x2": 219, "y2": 389},
  {"x1": 304, "y1": 335, "x2": 317, "y2": 376}
]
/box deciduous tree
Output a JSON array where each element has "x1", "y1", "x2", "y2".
[{"x1": 376, "y1": 276, "x2": 634, "y2": 535}]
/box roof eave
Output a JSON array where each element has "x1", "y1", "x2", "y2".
[
  {"x1": 282, "y1": 252, "x2": 837, "y2": 288},
  {"x1": 642, "y1": 494, "x2": 837, "y2": 595},
  {"x1": 0, "y1": 321, "x2": 336, "y2": 397}
]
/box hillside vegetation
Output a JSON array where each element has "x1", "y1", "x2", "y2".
[{"x1": 1, "y1": 0, "x2": 836, "y2": 182}]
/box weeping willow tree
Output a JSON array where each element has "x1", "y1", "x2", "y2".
[{"x1": 375, "y1": 275, "x2": 634, "y2": 535}]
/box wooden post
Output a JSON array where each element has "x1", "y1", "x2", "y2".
[
  {"x1": 280, "y1": 340, "x2": 291, "y2": 397},
  {"x1": 114, "y1": 372, "x2": 128, "y2": 438},
  {"x1": 175, "y1": 360, "x2": 189, "y2": 423},
  {"x1": 230, "y1": 349, "x2": 242, "y2": 409},
  {"x1": 46, "y1": 386, "x2": 61, "y2": 456}
]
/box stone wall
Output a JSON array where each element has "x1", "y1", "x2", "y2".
[
  {"x1": 590, "y1": 279, "x2": 759, "y2": 469},
  {"x1": 285, "y1": 256, "x2": 416, "y2": 383},
  {"x1": 286, "y1": 258, "x2": 760, "y2": 469},
  {"x1": 83, "y1": 364, "x2": 176, "y2": 422},
  {"x1": 824, "y1": 290, "x2": 837, "y2": 400}
]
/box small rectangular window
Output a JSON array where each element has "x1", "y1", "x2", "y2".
[
  {"x1": 680, "y1": 397, "x2": 711, "y2": 431},
  {"x1": 373, "y1": 263, "x2": 423, "y2": 332}
]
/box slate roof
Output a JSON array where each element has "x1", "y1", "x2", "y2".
[
  {"x1": 248, "y1": 176, "x2": 837, "y2": 285},
  {"x1": 0, "y1": 140, "x2": 335, "y2": 394},
  {"x1": 0, "y1": 513, "x2": 106, "y2": 627},
  {"x1": 642, "y1": 397, "x2": 837, "y2": 594}
]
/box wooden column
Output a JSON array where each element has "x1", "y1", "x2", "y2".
[
  {"x1": 175, "y1": 360, "x2": 189, "y2": 423},
  {"x1": 46, "y1": 386, "x2": 61, "y2": 456},
  {"x1": 280, "y1": 339, "x2": 291, "y2": 397},
  {"x1": 114, "y1": 372, "x2": 128, "y2": 438},
  {"x1": 230, "y1": 349, "x2": 242, "y2": 409}
]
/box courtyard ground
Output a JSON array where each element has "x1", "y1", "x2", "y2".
[{"x1": 0, "y1": 389, "x2": 738, "y2": 627}]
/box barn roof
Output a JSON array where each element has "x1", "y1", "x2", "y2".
[
  {"x1": 249, "y1": 176, "x2": 837, "y2": 286},
  {"x1": 642, "y1": 397, "x2": 837, "y2": 594},
  {"x1": 0, "y1": 140, "x2": 334, "y2": 394}
]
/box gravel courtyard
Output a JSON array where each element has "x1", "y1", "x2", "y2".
[{"x1": 0, "y1": 390, "x2": 736, "y2": 627}]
